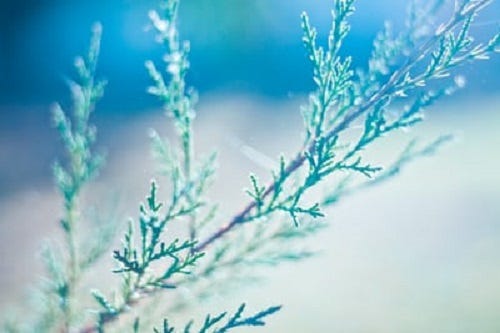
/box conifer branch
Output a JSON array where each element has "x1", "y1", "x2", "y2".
[{"x1": 195, "y1": 0, "x2": 498, "y2": 252}]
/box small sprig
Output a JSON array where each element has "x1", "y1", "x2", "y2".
[
  {"x1": 53, "y1": 23, "x2": 106, "y2": 204},
  {"x1": 151, "y1": 303, "x2": 281, "y2": 333},
  {"x1": 300, "y1": 0, "x2": 355, "y2": 141},
  {"x1": 89, "y1": 181, "x2": 204, "y2": 331}
]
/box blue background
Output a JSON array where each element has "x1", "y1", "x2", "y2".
[{"x1": 1, "y1": 0, "x2": 498, "y2": 113}]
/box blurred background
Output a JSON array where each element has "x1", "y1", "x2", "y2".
[{"x1": 1, "y1": 0, "x2": 500, "y2": 332}]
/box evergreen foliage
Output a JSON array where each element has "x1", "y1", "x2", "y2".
[
  {"x1": 147, "y1": 304, "x2": 281, "y2": 333},
  {"x1": 3, "y1": 0, "x2": 499, "y2": 332}
]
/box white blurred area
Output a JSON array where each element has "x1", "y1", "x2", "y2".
[{"x1": 1, "y1": 93, "x2": 500, "y2": 332}]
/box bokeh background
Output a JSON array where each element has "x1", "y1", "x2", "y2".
[{"x1": 1, "y1": 0, "x2": 499, "y2": 332}]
